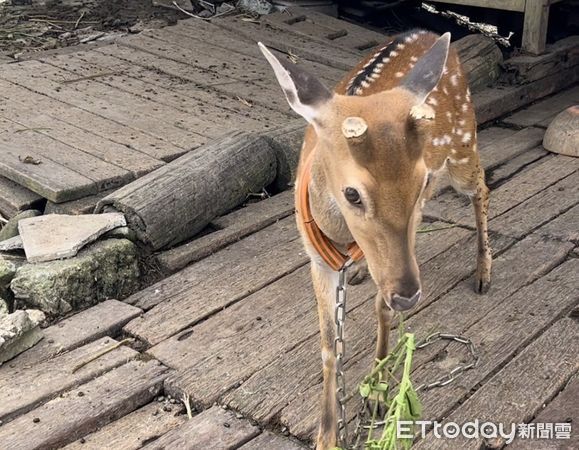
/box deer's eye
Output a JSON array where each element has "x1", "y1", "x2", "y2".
[{"x1": 344, "y1": 187, "x2": 362, "y2": 205}]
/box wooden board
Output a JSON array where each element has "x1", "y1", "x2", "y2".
[
  {"x1": 254, "y1": 232, "x2": 571, "y2": 438},
  {"x1": 0, "y1": 62, "x2": 207, "y2": 151},
  {"x1": 0, "y1": 337, "x2": 138, "y2": 422},
  {"x1": 412, "y1": 258, "x2": 579, "y2": 429},
  {"x1": 123, "y1": 216, "x2": 308, "y2": 342},
  {"x1": 491, "y1": 171, "x2": 579, "y2": 239},
  {"x1": 535, "y1": 203, "x2": 579, "y2": 243},
  {"x1": 0, "y1": 79, "x2": 187, "y2": 162},
  {"x1": 5, "y1": 299, "x2": 142, "y2": 370},
  {"x1": 508, "y1": 375, "x2": 578, "y2": 449},
  {"x1": 415, "y1": 317, "x2": 579, "y2": 449},
  {"x1": 156, "y1": 190, "x2": 295, "y2": 273},
  {"x1": 0, "y1": 175, "x2": 44, "y2": 218},
  {"x1": 0, "y1": 360, "x2": 170, "y2": 449},
  {"x1": 44, "y1": 189, "x2": 115, "y2": 215},
  {"x1": 504, "y1": 85, "x2": 579, "y2": 128},
  {"x1": 64, "y1": 402, "x2": 187, "y2": 450},
  {"x1": 48, "y1": 49, "x2": 292, "y2": 127},
  {"x1": 0, "y1": 99, "x2": 165, "y2": 178},
  {"x1": 240, "y1": 431, "x2": 307, "y2": 450},
  {"x1": 213, "y1": 15, "x2": 360, "y2": 70},
  {"x1": 140, "y1": 406, "x2": 259, "y2": 450}
]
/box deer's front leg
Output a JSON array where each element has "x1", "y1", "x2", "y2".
[
  {"x1": 471, "y1": 167, "x2": 492, "y2": 293},
  {"x1": 311, "y1": 263, "x2": 339, "y2": 450}
]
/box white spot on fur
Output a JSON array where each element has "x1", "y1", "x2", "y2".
[
  {"x1": 409, "y1": 63, "x2": 415, "y2": 68},
  {"x1": 456, "y1": 128, "x2": 464, "y2": 136},
  {"x1": 443, "y1": 86, "x2": 449, "y2": 95},
  {"x1": 410, "y1": 55, "x2": 418, "y2": 62},
  {"x1": 390, "y1": 51, "x2": 399, "y2": 57},
  {"x1": 395, "y1": 71, "x2": 404, "y2": 78},
  {"x1": 462, "y1": 132, "x2": 472, "y2": 143},
  {"x1": 450, "y1": 74, "x2": 458, "y2": 86},
  {"x1": 473, "y1": 143, "x2": 478, "y2": 152},
  {"x1": 361, "y1": 80, "x2": 370, "y2": 88},
  {"x1": 458, "y1": 119, "x2": 466, "y2": 126},
  {"x1": 397, "y1": 43, "x2": 405, "y2": 50},
  {"x1": 451, "y1": 148, "x2": 457, "y2": 154},
  {"x1": 376, "y1": 62, "x2": 384, "y2": 70},
  {"x1": 382, "y1": 57, "x2": 390, "y2": 64},
  {"x1": 462, "y1": 103, "x2": 468, "y2": 112},
  {"x1": 427, "y1": 97, "x2": 438, "y2": 106},
  {"x1": 371, "y1": 72, "x2": 380, "y2": 79},
  {"x1": 455, "y1": 94, "x2": 462, "y2": 101},
  {"x1": 446, "y1": 111, "x2": 452, "y2": 121},
  {"x1": 443, "y1": 134, "x2": 452, "y2": 144}
]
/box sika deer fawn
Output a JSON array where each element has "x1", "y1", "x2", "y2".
[{"x1": 259, "y1": 30, "x2": 492, "y2": 449}]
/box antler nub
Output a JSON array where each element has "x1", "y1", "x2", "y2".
[{"x1": 342, "y1": 117, "x2": 368, "y2": 139}]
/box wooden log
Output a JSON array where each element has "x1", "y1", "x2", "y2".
[
  {"x1": 0, "y1": 175, "x2": 44, "y2": 219},
  {"x1": 543, "y1": 105, "x2": 579, "y2": 157},
  {"x1": 452, "y1": 33, "x2": 503, "y2": 92},
  {"x1": 97, "y1": 131, "x2": 277, "y2": 250}
]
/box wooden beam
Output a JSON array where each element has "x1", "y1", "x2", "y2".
[
  {"x1": 522, "y1": 0, "x2": 551, "y2": 54},
  {"x1": 425, "y1": 0, "x2": 526, "y2": 12}
]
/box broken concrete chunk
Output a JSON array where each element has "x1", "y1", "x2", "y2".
[
  {"x1": 0, "y1": 257, "x2": 17, "y2": 286},
  {"x1": 19, "y1": 213, "x2": 127, "y2": 263},
  {"x1": 0, "y1": 235, "x2": 24, "y2": 252},
  {"x1": 11, "y1": 239, "x2": 140, "y2": 317},
  {"x1": 0, "y1": 209, "x2": 41, "y2": 242},
  {"x1": 0, "y1": 309, "x2": 45, "y2": 364}
]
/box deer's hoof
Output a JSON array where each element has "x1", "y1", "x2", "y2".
[
  {"x1": 347, "y1": 259, "x2": 369, "y2": 285},
  {"x1": 475, "y1": 274, "x2": 491, "y2": 294}
]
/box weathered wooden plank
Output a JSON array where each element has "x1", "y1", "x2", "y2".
[
  {"x1": 170, "y1": 17, "x2": 346, "y2": 83},
  {"x1": 485, "y1": 146, "x2": 548, "y2": 187},
  {"x1": 0, "y1": 337, "x2": 137, "y2": 423},
  {"x1": 0, "y1": 79, "x2": 187, "y2": 162},
  {"x1": 416, "y1": 317, "x2": 578, "y2": 449},
  {"x1": 64, "y1": 402, "x2": 187, "y2": 450},
  {"x1": 412, "y1": 259, "x2": 579, "y2": 431},
  {"x1": 213, "y1": 15, "x2": 360, "y2": 70},
  {"x1": 156, "y1": 190, "x2": 295, "y2": 273},
  {"x1": 522, "y1": 0, "x2": 551, "y2": 55},
  {"x1": 123, "y1": 216, "x2": 308, "y2": 343},
  {"x1": 426, "y1": 0, "x2": 526, "y2": 12},
  {"x1": 0, "y1": 360, "x2": 170, "y2": 450},
  {"x1": 96, "y1": 42, "x2": 291, "y2": 116},
  {"x1": 5, "y1": 300, "x2": 142, "y2": 370},
  {"x1": 140, "y1": 406, "x2": 259, "y2": 450},
  {"x1": 239, "y1": 431, "x2": 307, "y2": 450},
  {"x1": 474, "y1": 63, "x2": 579, "y2": 124},
  {"x1": 51, "y1": 49, "x2": 292, "y2": 128},
  {"x1": 491, "y1": 171, "x2": 579, "y2": 239},
  {"x1": 535, "y1": 203, "x2": 579, "y2": 243},
  {"x1": 452, "y1": 33, "x2": 503, "y2": 92},
  {"x1": 0, "y1": 99, "x2": 164, "y2": 178},
  {"x1": 97, "y1": 131, "x2": 277, "y2": 251},
  {"x1": 260, "y1": 7, "x2": 385, "y2": 54},
  {"x1": 508, "y1": 375, "x2": 578, "y2": 449},
  {"x1": 44, "y1": 189, "x2": 114, "y2": 215},
  {"x1": 0, "y1": 175, "x2": 44, "y2": 218},
  {"x1": 426, "y1": 154, "x2": 579, "y2": 227},
  {"x1": 503, "y1": 35, "x2": 579, "y2": 84},
  {"x1": 159, "y1": 228, "x2": 509, "y2": 408},
  {"x1": 270, "y1": 231, "x2": 571, "y2": 438},
  {"x1": 503, "y1": 85, "x2": 579, "y2": 128},
  {"x1": 0, "y1": 62, "x2": 207, "y2": 150}
]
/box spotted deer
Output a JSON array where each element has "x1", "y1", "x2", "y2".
[{"x1": 259, "y1": 30, "x2": 491, "y2": 449}]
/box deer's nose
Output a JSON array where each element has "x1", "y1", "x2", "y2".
[{"x1": 391, "y1": 290, "x2": 421, "y2": 311}]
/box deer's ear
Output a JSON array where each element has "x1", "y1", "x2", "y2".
[
  {"x1": 402, "y1": 32, "x2": 451, "y2": 104},
  {"x1": 258, "y1": 42, "x2": 332, "y2": 124}
]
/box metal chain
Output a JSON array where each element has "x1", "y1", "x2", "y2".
[
  {"x1": 334, "y1": 264, "x2": 479, "y2": 448},
  {"x1": 415, "y1": 332, "x2": 480, "y2": 391},
  {"x1": 335, "y1": 260, "x2": 352, "y2": 448}
]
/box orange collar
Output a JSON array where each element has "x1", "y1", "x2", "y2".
[{"x1": 296, "y1": 151, "x2": 364, "y2": 271}]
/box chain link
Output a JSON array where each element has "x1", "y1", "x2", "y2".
[{"x1": 335, "y1": 261, "x2": 352, "y2": 448}]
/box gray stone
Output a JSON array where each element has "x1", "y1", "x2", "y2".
[
  {"x1": 0, "y1": 309, "x2": 45, "y2": 364},
  {"x1": 0, "y1": 235, "x2": 24, "y2": 251},
  {"x1": 103, "y1": 226, "x2": 138, "y2": 241},
  {"x1": 0, "y1": 298, "x2": 8, "y2": 318},
  {"x1": 238, "y1": 0, "x2": 274, "y2": 15},
  {"x1": 0, "y1": 210, "x2": 41, "y2": 242},
  {"x1": 19, "y1": 213, "x2": 127, "y2": 263},
  {"x1": 0, "y1": 257, "x2": 17, "y2": 287},
  {"x1": 11, "y1": 239, "x2": 140, "y2": 317}
]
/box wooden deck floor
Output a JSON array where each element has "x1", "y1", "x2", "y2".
[{"x1": 1, "y1": 8, "x2": 578, "y2": 450}]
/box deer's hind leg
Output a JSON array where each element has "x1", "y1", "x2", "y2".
[{"x1": 447, "y1": 148, "x2": 492, "y2": 293}]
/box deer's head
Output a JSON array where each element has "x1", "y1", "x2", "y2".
[{"x1": 259, "y1": 34, "x2": 450, "y2": 311}]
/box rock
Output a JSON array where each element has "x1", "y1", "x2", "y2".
[
  {"x1": 0, "y1": 309, "x2": 45, "y2": 364},
  {"x1": 0, "y1": 298, "x2": 8, "y2": 318},
  {"x1": 0, "y1": 257, "x2": 17, "y2": 287},
  {"x1": 19, "y1": 213, "x2": 127, "y2": 263},
  {"x1": 237, "y1": 0, "x2": 274, "y2": 15},
  {"x1": 11, "y1": 239, "x2": 140, "y2": 317},
  {"x1": 103, "y1": 226, "x2": 138, "y2": 241},
  {"x1": 0, "y1": 210, "x2": 41, "y2": 242},
  {"x1": 0, "y1": 236, "x2": 24, "y2": 252},
  {"x1": 543, "y1": 105, "x2": 579, "y2": 157}
]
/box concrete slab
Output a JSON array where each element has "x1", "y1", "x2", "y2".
[
  {"x1": 18, "y1": 213, "x2": 126, "y2": 263},
  {"x1": 0, "y1": 309, "x2": 45, "y2": 364}
]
